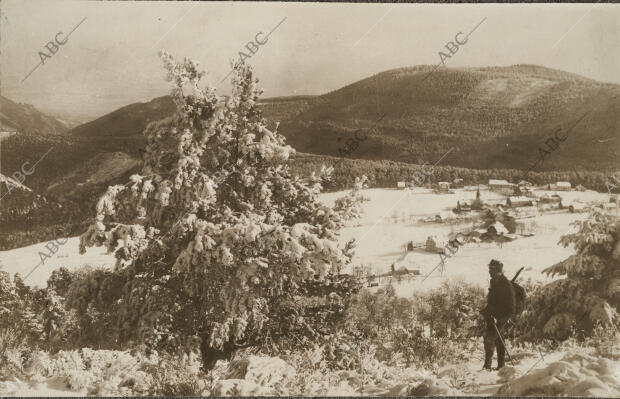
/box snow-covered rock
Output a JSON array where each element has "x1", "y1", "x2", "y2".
[
  {"x1": 386, "y1": 376, "x2": 462, "y2": 396},
  {"x1": 413, "y1": 376, "x2": 461, "y2": 396},
  {"x1": 225, "y1": 355, "x2": 294, "y2": 386},
  {"x1": 325, "y1": 380, "x2": 358, "y2": 396},
  {"x1": 496, "y1": 365, "x2": 518, "y2": 383},
  {"x1": 212, "y1": 379, "x2": 263, "y2": 396},
  {"x1": 497, "y1": 351, "x2": 620, "y2": 396},
  {"x1": 215, "y1": 355, "x2": 295, "y2": 396}
]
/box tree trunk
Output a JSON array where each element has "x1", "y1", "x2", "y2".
[{"x1": 199, "y1": 332, "x2": 236, "y2": 371}]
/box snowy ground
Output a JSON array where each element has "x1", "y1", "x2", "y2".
[
  {"x1": 0, "y1": 187, "x2": 611, "y2": 290},
  {"x1": 322, "y1": 187, "x2": 610, "y2": 296},
  {"x1": 0, "y1": 237, "x2": 113, "y2": 288},
  {"x1": 2, "y1": 339, "x2": 617, "y2": 397},
  {"x1": 0, "y1": 187, "x2": 617, "y2": 397},
  {"x1": 436, "y1": 342, "x2": 619, "y2": 397}
]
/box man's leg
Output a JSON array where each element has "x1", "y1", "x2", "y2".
[{"x1": 483, "y1": 322, "x2": 496, "y2": 370}]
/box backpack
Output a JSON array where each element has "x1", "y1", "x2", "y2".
[
  {"x1": 510, "y1": 267, "x2": 527, "y2": 315},
  {"x1": 511, "y1": 281, "x2": 526, "y2": 315}
]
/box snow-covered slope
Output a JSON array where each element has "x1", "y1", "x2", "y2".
[
  {"x1": 0, "y1": 236, "x2": 114, "y2": 288},
  {"x1": 2, "y1": 341, "x2": 617, "y2": 397},
  {"x1": 1, "y1": 187, "x2": 610, "y2": 290}
]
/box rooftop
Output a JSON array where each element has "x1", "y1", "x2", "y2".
[{"x1": 489, "y1": 179, "x2": 514, "y2": 185}]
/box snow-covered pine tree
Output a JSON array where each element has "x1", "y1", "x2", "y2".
[
  {"x1": 333, "y1": 176, "x2": 369, "y2": 221},
  {"x1": 79, "y1": 52, "x2": 360, "y2": 367},
  {"x1": 0, "y1": 269, "x2": 43, "y2": 354},
  {"x1": 520, "y1": 208, "x2": 619, "y2": 340}
]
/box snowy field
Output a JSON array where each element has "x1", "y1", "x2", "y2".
[
  {"x1": 322, "y1": 187, "x2": 613, "y2": 296},
  {"x1": 0, "y1": 237, "x2": 114, "y2": 288},
  {"x1": 0, "y1": 187, "x2": 613, "y2": 292}
]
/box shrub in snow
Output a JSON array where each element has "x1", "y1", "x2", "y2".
[
  {"x1": 333, "y1": 176, "x2": 369, "y2": 221},
  {"x1": 0, "y1": 268, "x2": 42, "y2": 375}
]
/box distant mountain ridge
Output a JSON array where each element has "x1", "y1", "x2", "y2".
[
  {"x1": 0, "y1": 96, "x2": 70, "y2": 135},
  {"x1": 66, "y1": 64, "x2": 619, "y2": 172},
  {"x1": 268, "y1": 64, "x2": 619, "y2": 171},
  {"x1": 2, "y1": 64, "x2": 618, "y2": 202},
  {"x1": 69, "y1": 96, "x2": 175, "y2": 138}
]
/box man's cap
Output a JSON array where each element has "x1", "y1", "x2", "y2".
[{"x1": 489, "y1": 259, "x2": 503, "y2": 272}]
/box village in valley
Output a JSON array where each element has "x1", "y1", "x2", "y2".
[{"x1": 331, "y1": 176, "x2": 619, "y2": 293}]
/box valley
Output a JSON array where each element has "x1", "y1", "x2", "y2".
[{"x1": 2, "y1": 185, "x2": 612, "y2": 294}]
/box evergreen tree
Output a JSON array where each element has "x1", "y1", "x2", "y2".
[
  {"x1": 333, "y1": 176, "x2": 369, "y2": 221},
  {"x1": 520, "y1": 208, "x2": 619, "y2": 340},
  {"x1": 79, "y1": 52, "x2": 360, "y2": 367}
]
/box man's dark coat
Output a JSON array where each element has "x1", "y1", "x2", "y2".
[{"x1": 484, "y1": 273, "x2": 516, "y2": 320}]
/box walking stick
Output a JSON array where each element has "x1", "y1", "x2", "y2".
[{"x1": 493, "y1": 321, "x2": 515, "y2": 367}]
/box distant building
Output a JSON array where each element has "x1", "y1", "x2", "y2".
[
  {"x1": 393, "y1": 266, "x2": 420, "y2": 276},
  {"x1": 455, "y1": 200, "x2": 472, "y2": 213},
  {"x1": 470, "y1": 187, "x2": 484, "y2": 210},
  {"x1": 489, "y1": 179, "x2": 510, "y2": 187},
  {"x1": 556, "y1": 181, "x2": 571, "y2": 191},
  {"x1": 452, "y1": 178, "x2": 464, "y2": 188},
  {"x1": 506, "y1": 196, "x2": 534, "y2": 208},
  {"x1": 426, "y1": 236, "x2": 443, "y2": 253},
  {"x1": 437, "y1": 182, "x2": 451, "y2": 193},
  {"x1": 397, "y1": 181, "x2": 406, "y2": 189},
  {"x1": 489, "y1": 179, "x2": 516, "y2": 195},
  {"x1": 600, "y1": 202, "x2": 617, "y2": 213},
  {"x1": 488, "y1": 221, "x2": 509, "y2": 236},
  {"x1": 539, "y1": 194, "x2": 562, "y2": 204},
  {"x1": 517, "y1": 184, "x2": 533, "y2": 195},
  {"x1": 437, "y1": 211, "x2": 457, "y2": 221},
  {"x1": 567, "y1": 202, "x2": 586, "y2": 213}
]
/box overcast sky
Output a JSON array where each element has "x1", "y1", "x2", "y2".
[{"x1": 1, "y1": 1, "x2": 619, "y2": 121}]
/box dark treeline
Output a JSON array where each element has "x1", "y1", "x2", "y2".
[
  {"x1": 0, "y1": 134, "x2": 144, "y2": 193},
  {"x1": 289, "y1": 153, "x2": 618, "y2": 193},
  {"x1": 0, "y1": 149, "x2": 616, "y2": 251}
]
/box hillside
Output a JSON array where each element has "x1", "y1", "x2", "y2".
[
  {"x1": 46, "y1": 151, "x2": 140, "y2": 198},
  {"x1": 0, "y1": 96, "x2": 69, "y2": 135},
  {"x1": 65, "y1": 65, "x2": 619, "y2": 172},
  {"x1": 0, "y1": 172, "x2": 50, "y2": 230},
  {"x1": 69, "y1": 96, "x2": 175, "y2": 139},
  {"x1": 273, "y1": 65, "x2": 620, "y2": 171}
]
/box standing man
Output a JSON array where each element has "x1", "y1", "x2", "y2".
[{"x1": 481, "y1": 259, "x2": 516, "y2": 370}]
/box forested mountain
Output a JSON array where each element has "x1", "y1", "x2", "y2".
[
  {"x1": 267, "y1": 65, "x2": 620, "y2": 171},
  {"x1": 0, "y1": 96, "x2": 70, "y2": 135},
  {"x1": 61, "y1": 65, "x2": 620, "y2": 172},
  {"x1": 69, "y1": 95, "x2": 175, "y2": 139},
  {"x1": 3, "y1": 65, "x2": 619, "y2": 198}
]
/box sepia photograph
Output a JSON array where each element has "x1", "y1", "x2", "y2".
[{"x1": 0, "y1": 0, "x2": 619, "y2": 397}]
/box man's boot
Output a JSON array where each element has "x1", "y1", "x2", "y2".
[
  {"x1": 482, "y1": 343, "x2": 494, "y2": 370},
  {"x1": 496, "y1": 341, "x2": 506, "y2": 370}
]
